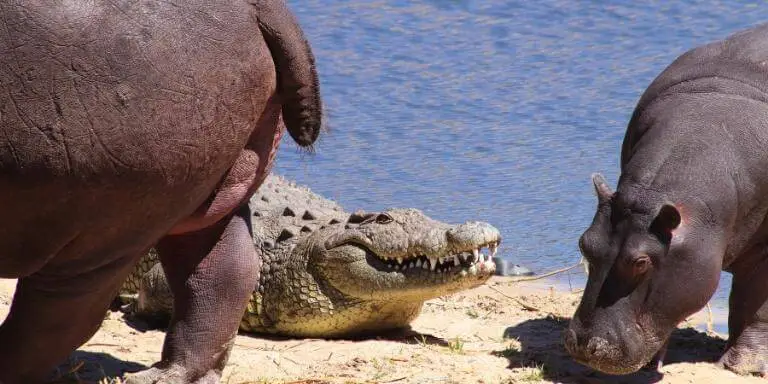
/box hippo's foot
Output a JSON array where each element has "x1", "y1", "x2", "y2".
[
  {"x1": 719, "y1": 319, "x2": 768, "y2": 376},
  {"x1": 124, "y1": 366, "x2": 221, "y2": 384},
  {"x1": 721, "y1": 265, "x2": 768, "y2": 377},
  {"x1": 719, "y1": 337, "x2": 768, "y2": 376},
  {"x1": 641, "y1": 338, "x2": 669, "y2": 372}
]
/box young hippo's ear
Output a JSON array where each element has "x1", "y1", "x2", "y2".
[
  {"x1": 650, "y1": 204, "x2": 682, "y2": 244},
  {"x1": 591, "y1": 173, "x2": 614, "y2": 204}
]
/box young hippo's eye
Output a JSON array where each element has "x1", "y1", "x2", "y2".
[
  {"x1": 375, "y1": 213, "x2": 394, "y2": 224},
  {"x1": 631, "y1": 253, "x2": 651, "y2": 276}
]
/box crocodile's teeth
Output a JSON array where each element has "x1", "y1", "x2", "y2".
[
  {"x1": 479, "y1": 252, "x2": 486, "y2": 263},
  {"x1": 422, "y1": 261, "x2": 429, "y2": 269},
  {"x1": 490, "y1": 243, "x2": 498, "y2": 257},
  {"x1": 397, "y1": 257, "x2": 403, "y2": 264},
  {"x1": 472, "y1": 249, "x2": 479, "y2": 259},
  {"x1": 415, "y1": 259, "x2": 422, "y2": 268},
  {"x1": 453, "y1": 255, "x2": 460, "y2": 265},
  {"x1": 430, "y1": 257, "x2": 438, "y2": 271},
  {"x1": 460, "y1": 253, "x2": 468, "y2": 261},
  {"x1": 410, "y1": 261, "x2": 416, "y2": 269}
]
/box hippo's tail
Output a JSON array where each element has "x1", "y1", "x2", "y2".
[{"x1": 253, "y1": 0, "x2": 322, "y2": 148}]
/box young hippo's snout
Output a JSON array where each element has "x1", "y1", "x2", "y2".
[
  {"x1": 564, "y1": 308, "x2": 664, "y2": 375},
  {"x1": 564, "y1": 327, "x2": 624, "y2": 373}
]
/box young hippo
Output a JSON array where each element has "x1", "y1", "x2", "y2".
[
  {"x1": 566, "y1": 23, "x2": 768, "y2": 376},
  {"x1": 0, "y1": 1, "x2": 321, "y2": 383}
]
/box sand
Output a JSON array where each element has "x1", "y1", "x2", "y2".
[{"x1": 0, "y1": 276, "x2": 763, "y2": 384}]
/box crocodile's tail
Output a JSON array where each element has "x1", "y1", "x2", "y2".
[{"x1": 253, "y1": 0, "x2": 322, "y2": 148}]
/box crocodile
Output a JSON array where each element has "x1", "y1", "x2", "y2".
[{"x1": 119, "y1": 174, "x2": 502, "y2": 338}]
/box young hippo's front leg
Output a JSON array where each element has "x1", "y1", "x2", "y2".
[
  {"x1": 720, "y1": 258, "x2": 768, "y2": 376},
  {"x1": 124, "y1": 205, "x2": 258, "y2": 384}
]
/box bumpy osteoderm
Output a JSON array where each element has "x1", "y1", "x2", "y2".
[{"x1": 120, "y1": 174, "x2": 501, "y2": 337}]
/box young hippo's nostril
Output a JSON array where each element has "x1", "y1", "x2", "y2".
[
  {"x1": 563, "y1": 328, "x2": 579, "y2": 354},
  {"x1": 586, "y1": 337, "x2": 609, "y2": 359}
]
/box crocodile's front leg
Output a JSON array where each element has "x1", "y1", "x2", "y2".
[{"x1": 125, "y1": 205, "x2": 259, "y2": 383}]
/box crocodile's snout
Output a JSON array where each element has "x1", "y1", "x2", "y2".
[{"x1": 447, "y1": 221, "x2": 502, "y2": 250}]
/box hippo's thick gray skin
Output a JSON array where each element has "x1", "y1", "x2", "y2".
[
  {"x1": 0, "y1": 1, "x2": 321, "y2": 383},
  {"x1": 564, "y1": 23, "x2": 768, "y2": 376}
]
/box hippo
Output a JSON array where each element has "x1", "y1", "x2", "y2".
[
  {"x1": 0, "y1": 1, "x2": 321, "y2": 383},
  {"x1": 564, "y1": 23, "x2": 768, "y2": 376}
]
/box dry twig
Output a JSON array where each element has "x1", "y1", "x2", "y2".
[{"x1": 508, "y1": 261, "x2": 584, "y2": 283}]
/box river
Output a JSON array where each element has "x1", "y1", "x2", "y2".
[{"x1": 274, "y1": 0, "x2": 767, "y2": 333}]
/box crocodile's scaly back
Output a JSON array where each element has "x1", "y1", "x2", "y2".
[{"x1": 122, "y1": 174, "x2": 501, "y2": 338}]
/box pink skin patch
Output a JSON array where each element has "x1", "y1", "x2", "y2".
[{"x1": 170, "y1": 115, "x2": 284, "y2": 235}]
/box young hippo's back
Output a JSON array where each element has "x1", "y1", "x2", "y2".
[{"x1": 623, "y1": 23, "x2": 768, "y2": 170}]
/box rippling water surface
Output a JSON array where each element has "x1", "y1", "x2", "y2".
[{"x1": 274, "y1": 0, "x2": 767, "y2": 332}]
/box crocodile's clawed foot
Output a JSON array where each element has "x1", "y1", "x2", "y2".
[{"x1": 124, "y1": 365, "x2": 221, "y2": 384}]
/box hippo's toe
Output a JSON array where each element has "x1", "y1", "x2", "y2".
[{"x1": 124, "y1": 366, "x2": 221, "y2": 384}]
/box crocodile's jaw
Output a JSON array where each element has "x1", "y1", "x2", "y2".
[
  {"x1": 315, "y1": 244, "x2": 496, "y2": 302},
  {"x1": 248, "y1": 300, "x2": 424, "y2": 338}
]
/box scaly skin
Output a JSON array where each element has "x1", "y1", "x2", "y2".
[{"x1": 120, "y1": 174, "x2": 501, "y2": 337}]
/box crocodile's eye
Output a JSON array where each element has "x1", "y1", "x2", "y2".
[
  {"x1": 375, "y1": 213, "x2": 394, "y2": 224},
  {"x1": 347, "y1": 211, "x2": 374, "y2": 224}
]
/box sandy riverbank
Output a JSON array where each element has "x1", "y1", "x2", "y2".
[{"x1": 0, "y1": 276, "x2": 761, "y2": 384}]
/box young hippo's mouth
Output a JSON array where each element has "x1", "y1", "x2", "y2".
[{"x1": 374, "y1": 241, "x2": 499, "y2": 275}]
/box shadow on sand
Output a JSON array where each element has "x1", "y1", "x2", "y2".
[
  {"x1": 118, "y1": 306, "x2": 452, "y2": 349},
  {"x1": 234, "y1": 325, "x2": 451, "y2": 347},
  {"x1": 496, "y1": 316, "x2": 727, "y2": 383},
  {"x1": 49, "y1": 351, "x2": 147, "y2": 383}
]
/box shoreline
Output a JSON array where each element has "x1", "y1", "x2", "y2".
[{"x1": 512, "y1": 261, "x2": 732, "y2": 337}]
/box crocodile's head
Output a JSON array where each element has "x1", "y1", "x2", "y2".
[{"x1": 308, "y1": 208, "x2": 500, "y2": 302}]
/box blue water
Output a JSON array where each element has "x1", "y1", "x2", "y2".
[{"x1": 274, "y1": 1, "x2": 768, "y2": 333}]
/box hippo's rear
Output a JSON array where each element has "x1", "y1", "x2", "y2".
[
  {"x1": 0, "y1": 1, "x2": 322, "y2": 382},
  {"x1": 566, "y1": 23, "x2": 768, "y2": 375}
]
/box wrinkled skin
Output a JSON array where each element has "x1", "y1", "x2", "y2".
[
  {"x1": 0, "y1": 1, "x2": 321, "y2": 383},
  {"x1": 120, "y1": 176, "x2": 501, "y2": 337},
  {"x1": 565, "y1": 23, "x2": 768, "y2": 376}
]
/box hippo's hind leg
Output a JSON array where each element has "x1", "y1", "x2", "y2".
[
  {"x1": 125, "y1": 205, "x2": 258, "y2": 384},
  {"x1": 720, "y1": 259, "x2": 768, "y2": 376},
  {"x1": 0, "y1": 252, "x2": 143, "y2": 383}
]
